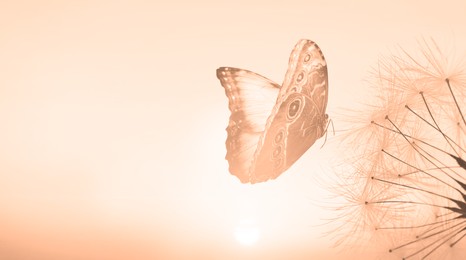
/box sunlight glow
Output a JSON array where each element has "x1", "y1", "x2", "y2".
[{"x1": 234, "y1": 220, "x2": 260, "y2": 246}]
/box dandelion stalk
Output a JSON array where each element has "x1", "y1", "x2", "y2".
[{"x1": 446, "y1": 78, "x2": 466, "y2": 127}]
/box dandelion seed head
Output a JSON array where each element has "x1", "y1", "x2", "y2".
[{"x1": 331, "y1": 38, "x2": 466, "y2": 259}]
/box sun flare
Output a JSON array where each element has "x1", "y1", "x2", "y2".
[{"x1": 234, "y1": 220, "x2": 260, "y2": 246}]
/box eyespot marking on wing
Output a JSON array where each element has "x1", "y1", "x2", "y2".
[
  {"x1": 274, "y1": 130, "x2": 284, "y2": 144},
  {"x1": 286, "y1": 96, "x2": 304, "y2": 121},
  {"x1": 273, "y1": 146, "x2": 281, "y2": 158},
  {"x1": 304, "y1": 53, "x2": 311, "y2": 62},
  {"x1": 297, "y1": 71, "x2": 304, "y2": 82}
]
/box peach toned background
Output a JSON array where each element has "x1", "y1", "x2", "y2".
[{"x1": 1, "y1": 1, "x2": 466, "y2": 259}]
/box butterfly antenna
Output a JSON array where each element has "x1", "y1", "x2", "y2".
[{"x1": 320, "y1": 117, "x2": 334, "y2": 148}]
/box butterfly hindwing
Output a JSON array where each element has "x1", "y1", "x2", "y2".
[
  {"x1": 250, "y1": 40, "x2": 328, "y2": 183},
  {"x1": 216, "y1": 67, "x2": 281, "y2": 183}
]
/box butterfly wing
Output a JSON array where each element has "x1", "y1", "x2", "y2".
[
  {"x1": 250, "y1": 39, "x2": 328, "y2": 183},
  {"x1": 216, "y1": 67, "x2": 281, "y2": 183}
]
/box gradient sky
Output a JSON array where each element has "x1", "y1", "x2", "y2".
[{"x1": 1, "y1": 1, "x2": 466, "y2": 259}]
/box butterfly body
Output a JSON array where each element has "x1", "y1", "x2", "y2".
[{"x1": 217, "y1": 39, "x2": 328, "y2": 184}]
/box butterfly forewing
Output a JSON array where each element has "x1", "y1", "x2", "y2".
[
  {"x1": 217, "y1": 40, "x2": 328, "y2": 184},
  {"x1": 216, "y1": 67, "x2": 281, "y2": 183}
]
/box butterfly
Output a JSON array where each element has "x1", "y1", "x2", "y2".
[{"x1": 216, "y1": 39, "x2": 329, "y2": 184}]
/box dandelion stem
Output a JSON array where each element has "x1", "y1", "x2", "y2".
[
  {"x1": 373, "y1": 118, "x2": 465, "y2": 158},
  {"x1": 420, "y1": 92, "x2": 460, "y2": 156},
  {"x1": 450, "y1": 154, "x2": 466, "y2": 171},
  {"x1": 406, "y1": 105, "x2": 466, "y2": 155},
  {"x1": 420, "y1": 224, "x2": 466, "y2": 260},
  {"x1": 410, "y1": 141, "x2": 466, "y2": 187},
  {"x1": 450, "y1": 230, "x2": 466, "y2": 247},
  {"x1": 446, "y1": 78, "x2": 466, "y2": 127},
  {"x1": 391, "y1": 219, "x2": 466, "y2": 259},
  {"x1": 417, "y1": 218, "x2": 460, "y2": 240},
  {"x1": 376, "y1": 217, "x2": 457, "y2": 230},
  {"x1": 381, "y1": 148, "x2": 459, "y2": 193},
  {"x1": 371, "y1": 200, "x2": 458, "y2": 211},
  {"x1": 400, "y1": 166, "x2": 463, "y2": 178},
  {"x1": 384, "y1": 117, "x2": 466, "y2": 199},
  {"x1": 372, "y1": 176, "x2": 460, "y2": 207}
]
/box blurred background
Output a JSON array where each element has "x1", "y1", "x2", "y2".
[{"x1": 1, "y1": 1, "x2": 466, "y2": 259}]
